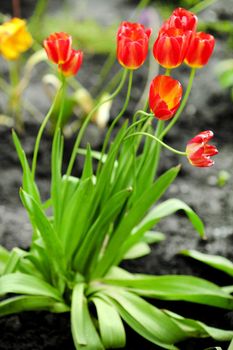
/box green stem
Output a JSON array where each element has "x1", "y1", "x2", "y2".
[
  {"x1": 160, "y1": 68, "x2": 196, "y2": 139},
  {"x1": 31, "y1": 84, "x2": 64, "y2": 180},
  {"x1": 190, "y1": 0, "x2": 217, "y2": 14},
  {"x1": 9, "y1": 61, "x2": 22, "y2": 132},
  {"x1": 97, "y1": 69, "x2": 133, "y2": 175},
  {"x1": 66, "y1": 68, "x2": 128, "y2": 177},
  {"x1": 124, "y1": 132, "x2": 187, "y2": 156}
]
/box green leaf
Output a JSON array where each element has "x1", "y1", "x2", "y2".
[
  {"x1": 0, "y1": 273, "x2": 62, "y2": 300},
  {"x1": 164, "y1": 310, "x2": 233, "y2": 341},
  {"x1": 0, "y1": 295, "x2": 69, "y2": 317},
  {"x1": 81, "y1": 144, "x2": 93, "y2": 180},
  {"x1": 102, "y1": 275, "x2": 233, "y2": 310},
  {"x1": 133, "y1": 198, "x2": 205, "y2": 241},
  {"x1": 181, "y1": 250, "x2": 233, "y2": 277},
  {"x1": 51, "y1": 129, "x2": 63, "y2": 231},
  {"x1": 59, "y1": 176, "x2": 95, "y2": 261},
  {"x1": 93, "y1": 166, "x2": 180, "y2": 277},
  {"x1": 3, "y1": 247, "x2": 27, "y2": 274},
  {"x1": 92, "y1": 296, "x2": 126, "y2": 348},
  {"x1": 71, "y1": 284, "x2": 104, "y2": 350},
  {"x1": 142, "y1": 231, "x2": 165, "y2": 244},
  {"x1": 12, "y1": 131, "x2": 41, "y2": 203},
  {"x1": 74, "y1": 187, "x2": 132, "y2": 274},
  {"x1": 123, "y1": 242, "x2": 151, "y2": 260},
  {"x1": 20, "y1": 189, "x2": 66, "y2": 276},
  {"x1": 102, "y1": 289, "x2": 186, "y2": 349},
  {"x1": 228, "y1": 338, "x2": 233, "y2": 350},
  {"x1": 0, "y1": 246, "x2": 10, "y2": 275}
]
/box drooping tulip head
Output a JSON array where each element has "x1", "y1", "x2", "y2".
[
  {"x1": 43, "y1": 32, "x2": 72, "y2": 65},
  {"x1": 186, "y1": 130, "x2": 218, "y2": 167},
  {"x1": 149, "y1": 75, "x2": 182, "y2": 120},
  {"x1": 185, "y1": 32, "x2": 215, "y2": 68},
  {"x1": 153, "y1": 28, "x2": 191, "y2": 69},
  {"x1": 60, "y1": 49, "x2": 83, "y2": 77},
  {"x1": 117, "y1": 21, "x2": 152, "y2": 69},
  {"x1": 0, "y1": 18, "x2": 33, "y2": 60}
]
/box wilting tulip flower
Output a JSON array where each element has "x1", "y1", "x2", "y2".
[
  {"x1": 186, "y1": 131, "x2": 218, "y2": 167},
  {"x1": 153, "y1": 28, "x2": 191, "y2": 69},
  {"x1": 117, "y1": 21, "x2": 152, "y2": 69},
  {"x1": 149, "y1": 75, "x2": 182, "y2": 120},
  {"x1": 43, "y1": 32, "x2": 72, "y2": 65},
  {"x1": 161, "y1": 8, "x2": 198, "y2": 33},
  {"x1": 60, "y1": 49, "x2": 83, "y2": 77},
  {"x1": 185, "y1": 32, "x2": 215, "y2": 68},
  {"x1": 0, "y1": 18, "x2": 33, "y2": 60}
]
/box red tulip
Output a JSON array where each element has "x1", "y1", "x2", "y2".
[
  {"x1": 186, "y1": 131, "x2": 218, "y2": 167},
  {"x1": 153, "y1": 28, "x2": 191, "y2": 69},
  {"x1": 117, "y1": 21, "x2": 152, "y2": 70},
  {"x1": 149, "y1": 75, "x2": 182, "y2": 120},
  {"x1": 43, "y1": 32, "x2": 72, "y2": 65},
  {"x1": 60, "y1": 49, "x2": 83, "y2": 77},
  {"x1": 185, "y1": 32, "x2": 215, "y2": 68},
  {"x1": 161, "y1": 8, "x2": 198, "y2": 33}
]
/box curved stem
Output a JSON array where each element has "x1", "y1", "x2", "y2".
[
  {"x1": 160, "y1": 68, "x2": 196, "y2": 139},
  {"x1": 66, "y1": 68, "x2": 128, "y2": 177},
  {"x1": 31, "y1": 84, "x2": 63, "y2": 180},
  {"x1": 96, "y1": 69, "x2": 133, "y2": 175},
  {"x1": 124, "y1": 132, "x2": 187, "y2": 156}
]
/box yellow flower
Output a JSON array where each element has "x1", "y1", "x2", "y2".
[{"x1": 0, "y1": 18, "x2": 33, "y2": 60}]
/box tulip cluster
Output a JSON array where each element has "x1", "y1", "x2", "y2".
[
  {"x1": 0, "y1": 18, "x2": 33, "y2": 60},
  {"x1": 43, "y1": 32, "x2": 83, "y2": 77},
  {"x1": 115, "y1": 8, "x2": 217, "y2": 167}
]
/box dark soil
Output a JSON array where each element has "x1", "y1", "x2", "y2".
[{"x1": 0, "y1": 0, "x2": 233, "y2": 349}]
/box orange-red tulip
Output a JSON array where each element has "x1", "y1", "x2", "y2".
[
  {"x1": 43, "y1": 32, "x2": 72, "y2": 65},
  {"x1": 186, "y1": 131, "x2": 218, "y2": 167},
  {"x1": 185, "y1": 32, "x2": 215, "y2": 68},
  {"x1": 153, "y1": 28, "x2": 191, "y2": 69},
  {"x1": 60, "y1": 49, "x2": 83, "y2": 77},
  {"x1": 149, "y1": 75, "x2": 182, "y2": 120},
  {"x1": 117, "y1": 21, "x2": 152, "y2": 70},
  {"x1": 161, "y1": 8, "x2": 198, "y2": 33}
]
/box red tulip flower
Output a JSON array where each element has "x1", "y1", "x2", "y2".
[
  {"x1": 60, "y1": 49, "x2": 83, "y2": 77},
  {"x1": 117, "y1": 21, "x2": 152, "y2": 70},
  {"x1": 185, "y1": 32, "x2": 215, "y2": 68},
  {"x1": 153, "y1": 28, "x2": 191, "y2": 69},
  {"x1": 186, "y1": 131, "x2": 218, "y2": 167},
  {"x1": 149, "y1": 75, "x2": 182, "y2": 120},
  {"x1": 43, "y1": 32, "x2": 72, "y2": 65},
  {"x1": 161, "y1": 8, "x2": 198, "y2": 33}
]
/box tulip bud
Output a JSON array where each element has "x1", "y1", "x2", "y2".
[
  {"x1": 153, "y1": 28, "x2": 191, "y2": 69},
  {"x1": 117, "y1": 21, "x2": 152, "y2": 70},
  {"x1": 60, "y1": 49, "x2": 83, "y2": 77},
  {"x1": 43, "y1": 32, "x2": 72, "y2": 65},
  {"x1": 149, "y1": 75, "x2": 182, "y2": 120},
  {"x1": 185, "y1": 32, "x2": 215, "y2": 68},
  {"x1": 161, "y1": 8, "x2": 198, "y2": 33}
]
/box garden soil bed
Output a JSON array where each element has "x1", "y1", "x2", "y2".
[{"x1": 1, "y1": 0, "x2": 233, "y2": 349}]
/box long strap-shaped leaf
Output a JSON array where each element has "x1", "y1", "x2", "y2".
[
  {"x1": 92, "y1": 166, "x2": 180, "y2": 278},
  {"x1": 0, "y1": 273, "x2": 62, "y2": 300},
  {"x1": 181, "y1": 250, "x2": 233, "y2": 277},
  {"x1": 121, "y1": 198, "x2": 205, "y2": 257},
  {"x1": 92, "y1": 296, "x2": 126, "y2": 348},
  {"x1": 20, "y1": 189, "x2": 66, "y2": 277},
  {"x1": 0, "y1": 245, "x2": 10, "y2": 275},
  {"x1": 164, "y1": 309, "x2": 233, "y2": 341},
  {"x1": 0, "y1": 295, "x2": 69, "y2": 317},
  {"x1": 102, "y1": 274, "x2": 233, "y2": 310},
  {"x1": 71, "y1": 284, "x2": 104, "y2": 350},
  {"x1": 12, "y1": 131, "x2": 41, "y2": 203},
  {"x1": 100, "y1": 289, "x2": 187, "y2": 349}
]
